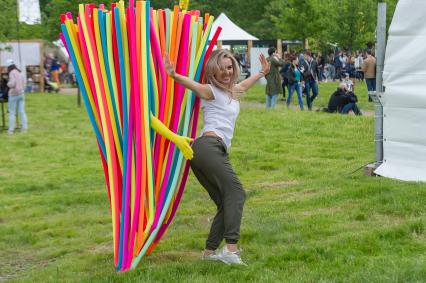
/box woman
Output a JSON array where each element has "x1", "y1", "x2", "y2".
[
  {"x1": 164, "y1": 49, "x2": 270, "y2": 265},
  {"x1": 265, "y1": 47, "x2": 284, "y2": 109},
  {"x1": 286, "y1": 55, "x2": 304, "y2": 110},
  {"x1": 6, "y1": 59, "x2": 28, "y2": 134}
]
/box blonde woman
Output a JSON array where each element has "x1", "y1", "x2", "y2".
[{"x1": 164, "y1": 49, "x2": 270, "y2": 265}]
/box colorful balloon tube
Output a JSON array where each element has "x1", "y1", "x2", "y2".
[{"x1": 60, "y1": 0, "x2": 221, "y2": 271}]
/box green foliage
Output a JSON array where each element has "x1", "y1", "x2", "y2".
[
  {"x1": 0, "y1": 0, "x2": 403, "y2": 55},
  {"x1": 267, "y1": 0, "x2": 399, "y2": 51},
  {"x1": 0, "y1": 84, "x2": 425, "y2": 281},
  {"x1": 0, "y1": 0, "x2": 16, "y2": 43},
  {"x1": 0, "y1": 0, "x2": 44, "y2": 43}
]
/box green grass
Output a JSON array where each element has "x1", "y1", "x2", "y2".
[{"x1": 0, "y1": 84, "x2": 425, "y2": 282}]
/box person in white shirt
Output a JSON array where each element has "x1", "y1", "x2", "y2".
[
  {"x1": 341, "y1": 73, "x2": 354, "y2": 92},
  {"x1": 164, "y1": 49, "x2": 270, "y2": 265}
]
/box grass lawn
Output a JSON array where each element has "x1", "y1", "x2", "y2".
[{"x1": 0, "y1": 83, "x2": 425, "y2": 282}]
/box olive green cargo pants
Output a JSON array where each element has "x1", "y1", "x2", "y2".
[{"x1": 190, "y1": 136, "x2": 246, "y2": 250}]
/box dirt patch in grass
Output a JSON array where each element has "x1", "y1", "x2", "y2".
[
  {"x1": 254, "y1": 180, "x2": 300, "y2": 190},
  {"x1": 89, "y1": 242, "x2": 111, "y2": 254},
  {"x1": 299, "y1": 206, "x2": 345, "y2": 217}
]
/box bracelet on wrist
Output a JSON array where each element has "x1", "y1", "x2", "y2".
[{"x1": 260, "y1": 71, "x2": 266, "y2": 76}]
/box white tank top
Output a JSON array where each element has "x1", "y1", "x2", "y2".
[{"x1": 200, "y1": 84, "x2": 240, "y2": 148}]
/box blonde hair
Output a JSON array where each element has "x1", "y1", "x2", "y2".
[{"x1": 203, "y1": 49, "x2": 241, "y2": 98}]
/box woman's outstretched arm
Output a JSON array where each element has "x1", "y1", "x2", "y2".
[
  {"x1": 164, "y1": 54, "x2": 214, "y2": 100},
  {"x1": 234, "y1": 53, "x2": 270, "y2": 93}
]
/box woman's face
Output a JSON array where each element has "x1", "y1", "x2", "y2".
[{"x1": 214, "y1": 57, "x2": 233, "y2": 85}]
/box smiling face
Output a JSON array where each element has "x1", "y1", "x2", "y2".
[
  {"x1": 214, "y1": 57, "x2": 234, "y2": 85},
  {"x1": 203, "y1": 49, "x2": 240, "y2": 92}
]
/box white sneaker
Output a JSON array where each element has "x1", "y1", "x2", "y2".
[
  {"x1": 201, "y1": 250, "x2": 221, "y2": 261},
  {"x1": 218, "y1": 246, "x2": 247, "y2": 266}
]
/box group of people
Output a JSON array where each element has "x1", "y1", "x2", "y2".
[
  {"x1": 263, "y1": 47, "x2": 376, "y2": 115},
  {"x1": 264, "y1": 48, "x2": 320, "y2": 110},
  {"x1": 44, "y1": 54, "x2": 76, "y2": 91}
]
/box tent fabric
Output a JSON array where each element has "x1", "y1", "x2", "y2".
[
  {"x1": 210, "y1": 13, "x2": 258, "y2": 41},
  {"x1": 0, "y1": 42, "x2": 41, "y2": 68},
  {"x1": 374, "y1": 0, "x2": 426, "y2": 182}
]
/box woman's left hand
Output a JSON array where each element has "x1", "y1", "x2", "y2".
[{"x1": 259, "y1": 54, "x2": 270, "y2": 75}]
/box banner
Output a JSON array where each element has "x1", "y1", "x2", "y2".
[{"x1": 18, "y1": 0, "x2": 41, "y2": 25}]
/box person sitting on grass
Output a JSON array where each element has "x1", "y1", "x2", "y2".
[
  {"x1": 164, "y1": 49, "x2": 270, "y2": 265},
  {"x1": 327, "y1": 82, "x2": 362, "y2": 115}
]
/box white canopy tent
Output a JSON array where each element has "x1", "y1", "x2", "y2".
[
  {"x1": 209, "y1": 13, "x2": 258, "y2": 41},
  {"x1": 374, "y1": 0, "x2": 426, "y2": 181}
]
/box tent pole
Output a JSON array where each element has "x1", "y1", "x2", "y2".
[
  {"x1": 366, "y1": 2, "x2": 386, "y2": 176},
  {"x1": 375, "y1": 3, "x2": 386, "y2": 166},
  {"x1": 247, "y1": 40, "x2": 252, "y2": 67}
]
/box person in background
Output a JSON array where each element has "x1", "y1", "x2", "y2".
[
  {"x1": 0, "y1": 74, "x2": 9, "y2": 100},
  {"x1": 340, "y1": 51, "x2": 348, "y2": 76},
  {"x1": 354, "y1": 50, "x2": 364, "y2": 81},
  {"x1": 264, "y1": 47, "x2": 285, "y2": 109},
  {"x1": 301, "y1": 50, "x2": 319, "y2": 110},
  {"x1": 341, "y1": 72, "x2": 354, "y2": 92},
  {"x1": 327, "y1": 53, "x2": 336, "y2": 82},
  {"x1": 362, "y1": 49, "x2": 376, "y2": 102},
  {"x1": 6, "y1": 59, "x2": 28, "y2": 134},
  {"x1": 279, "y1": 52, "x2": 291, "y2": 99},
  {"x1": 327, "y1": 82, "x2": 362, "y2": 115},
  {"x1": 286, "y1": 55, "x2": 304, "y2": 110},
  {"x1": 50, "y1": 55, "x2": 61, "y2": 90},
  {"x1": 334, "y1": 51, "x2": 343, "y2": 80}
]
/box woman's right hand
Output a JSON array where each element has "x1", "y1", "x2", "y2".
[{"x1": 163, "y1": 53, "x2": 176, "y2": 78}]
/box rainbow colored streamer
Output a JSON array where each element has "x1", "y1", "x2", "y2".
[{"x1": 60, "y1": 1, "x2": 221, "y2": 272}]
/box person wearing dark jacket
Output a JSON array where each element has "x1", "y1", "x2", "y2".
[
  {"x1": 327, "y1": 83, "x2": 362, "y2": 115},
  {"x1": 286, "y1": 55, "x2": 304, "y2": 110},
  {"x1": 301, "y1": 51, "x2": 319, "y2": 110},
  {"x1": 264, "y1": 47, "x2": 285, "y2": 109},
  {"x1": 0, "y1": 74, "x2": 9, "y2": 100},
  {"x1": 279, "y1": 52, "x2": 291, "y2": 98}
]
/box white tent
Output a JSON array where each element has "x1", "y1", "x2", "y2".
[
  {"x1": 210, "y1": 13, "x2": 258, "y2": 41},
  {"x1": 374, "y1": 0, "x2": 426, "y2": 181}
]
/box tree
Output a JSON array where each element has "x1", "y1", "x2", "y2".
[
  {"x1": 267, "y1": 0, "x2": 331, "y2": 47},
  {"x1": 267, "y1": 0, "x2": 399, "y2": 52},
  {"x1": 2, "y1": 0, "x2": 400, "y2": 53}
]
